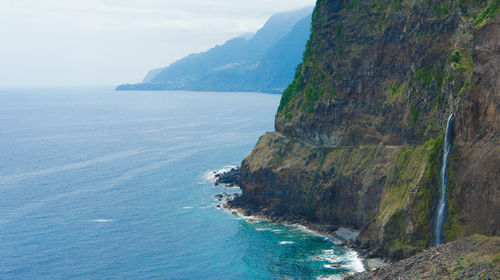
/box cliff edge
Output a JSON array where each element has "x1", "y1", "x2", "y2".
[{"x1": 231, "y1": 0, "x2": 500, "y2": 260}]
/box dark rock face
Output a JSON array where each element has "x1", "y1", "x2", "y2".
[
  {"x1": 236, "y1": 132, "x2": 440, "y2": 259},
  {"x1": 214, "y1": 167, "x2": 241, "y2": 187},
  {"x1": 234, "y1": 0, "x2": 500, "y2": 260},
  {"x1": 450, "y1": 20, "x2": 500, "y2": 240},
  {"x1": 276, "y1": 0, "x2": 472, "y2": 147}
]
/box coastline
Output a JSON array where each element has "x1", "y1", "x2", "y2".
[
  {"x1": 209, "y1": 166, "x2": 500, "y2": 279},
  {"x1": 208, "y1": 166, "x2": 389, "y2": 278}
]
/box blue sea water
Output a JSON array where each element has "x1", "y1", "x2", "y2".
[{"x1": 0, "y1": 88, "x2": 363, "y2": 280}]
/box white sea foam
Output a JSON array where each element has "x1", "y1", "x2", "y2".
[
  {"x1": 324, "y1": 257, "x2": 338, "y2": 263},
  {"x1": 202, "y1": 165, "x2": 238, "y2": 183},
  {"x1": 318, "y1": 250, "x2": 339, "y2": 263},
  {"x1": 314, "y1": 247, "x2": 364, "y2": 274},
  {"x1": 91, "y1": 219, "x2": 113, "y2": 223},
  {"x1": 181, "y1": 206, "x2": 194, "y2": 209},
  {"x1": 322, "y1": 249, "x2": 336, "y2": 254},
  {"x1": 340, "y1": 250, "x2": 365, "y2": 273},
  {"x1": 218, "y1": 198, "x2": 365, "y2": 275},
  {"x1": 221, "y1": 207, "x2": 263, "y2": 223},
  {"x1": 323, "y1": 264, "x2": 342, "y2": 269},
  {"x1": 316, "y1": 275, "x2": 342, "y2": 280},
  {"x1": 255, "y1": 227, "x2": 271, "y2": 231},
  {"x1": 287, "y1": 223, "x2": 334, "y2": 242}
]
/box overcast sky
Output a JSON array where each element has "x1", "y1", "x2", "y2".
[{"x1": 0, "y1": 0, "x2": 316, "y2": 87}]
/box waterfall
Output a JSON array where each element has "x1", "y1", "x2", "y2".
[{"x1": 434, "y1": 113, "x2": 455, "y2": 245}]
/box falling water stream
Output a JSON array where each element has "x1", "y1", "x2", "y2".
[{"x1": 434, "y1": 113, "x2": 455, "y2": 245}]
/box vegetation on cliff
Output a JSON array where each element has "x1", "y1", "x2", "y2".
[
  {"x1": 275, "y1": 0, "x2": 498, "y2": 146},
  {"x1": 349, "y1": 234, "x2": 500, "y2": 279},
  {"x1": 236, "y1": 0, "x2": 500, "y2": 261}
]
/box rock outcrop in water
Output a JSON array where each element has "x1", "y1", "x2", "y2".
[
  {"x1": 214, "y1": 167, "x2": 241, "y2": 187},
  {"x1": 231, "y1": 0, "x2": 500, "y2": 260}
]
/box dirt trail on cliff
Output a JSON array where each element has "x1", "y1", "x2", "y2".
[{"x1": 237, "y1": 0, "x2": 500, "y2": 261}]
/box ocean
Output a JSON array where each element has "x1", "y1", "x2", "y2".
[{"x1": 0, "y1": 88, "x2": 363, "y2": 279}]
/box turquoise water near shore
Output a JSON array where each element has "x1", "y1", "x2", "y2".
[{"x1": 0, "y1": 88, "x2": 362, "y2": 279}]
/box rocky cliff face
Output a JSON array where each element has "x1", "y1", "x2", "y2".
[{"x1": 233, "y1": 0, "x2": 500, "y2": 260}]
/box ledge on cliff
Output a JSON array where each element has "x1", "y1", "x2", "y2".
[
  {"x1": 235, "y1": 132, "x2": 444, "y2": 260},
  {"x1": 236, "y1": 0, "x2": 499, "y2": 261}
]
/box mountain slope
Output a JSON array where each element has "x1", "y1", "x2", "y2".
[
  {"x1": 142, "y1": 67, "x2": 164, "y2": 83},
  {"x1": 231, "y1": 0, "x2": 500, "y2": 261},
  {"x1": 117, "y1": 7, "x2": 313, "y2": 93},
  {"x1": 253, "y1": 15, "x2": 313, "y2": 93},
  {"x1": 349, "y1": 235, "x2": 500, "y2": 279}
]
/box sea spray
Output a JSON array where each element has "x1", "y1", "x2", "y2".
[
  {"x1": 215, "y1": 179, "x2": 366, "y2": 276},
  {"x1": 434, "y1": 114, "x2": 455, "y2": 245}
]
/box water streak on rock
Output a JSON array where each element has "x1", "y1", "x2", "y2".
[{"x1": 435, "y1": 114, "x2": 455, "y2": 245}]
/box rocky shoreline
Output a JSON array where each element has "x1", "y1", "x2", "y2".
[
  {"x1": 213, "y1": 168, "x2": 500, "y2": 279},
  {"x1": 209, "y1": 0, "x2": 500, "y2": 277},
  {"x1": 214, "y1": 167, "x2": 345, "y2": 237},
  {"x1": 213, "y1": 167, "x2": 241, "y2": 187},
  {"x1": 212, "y1": 167, "x2": 389, "y2": 275},
  {"x1": 347, "y1": 235, "x2": 500, "y2": 279}
]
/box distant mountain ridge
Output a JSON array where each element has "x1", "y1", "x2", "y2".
[{"x1": 116, "y1": 6, "x2": 313, "y2": 93}]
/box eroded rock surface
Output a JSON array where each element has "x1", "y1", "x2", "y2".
[
  {"x1": 233, "y1": 0, "x2": 500, "y2": 260},
  {"x1": 348, "y1": 235, "x2": 500, "y2": 279}
]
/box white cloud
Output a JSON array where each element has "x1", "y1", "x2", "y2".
[{"x1": 0, "y1": 0, "x2": 316, "y2": 86}]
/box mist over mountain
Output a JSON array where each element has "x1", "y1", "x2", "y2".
[{"x1": 116, "y1": 6, "x2": 313, "y2": 93}]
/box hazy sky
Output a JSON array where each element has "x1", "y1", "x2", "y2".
[{"x1": 0, "y1": 0, "x2": 316, "y2": 87}]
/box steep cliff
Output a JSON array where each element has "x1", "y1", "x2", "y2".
[{"x1": 232, "y1": 0, "x2": 500, "y2": 260}]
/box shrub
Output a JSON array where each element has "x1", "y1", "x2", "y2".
[
  {"x1": 474, "y1": 0, "x2": 500, "y2": 26},
  {"x1": 449, "y1": 51, "x2": 461, "y2": 63}
]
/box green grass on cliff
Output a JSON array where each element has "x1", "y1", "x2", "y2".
[
  {"x1": 408, "y1": 107, "x2": 420, "y2": 126},
  {"x1": 375, "y1": 139, "x2": 443, "y2": 255},
  {"x1": 352, "y1": 235, "x2": 500, "y2": 279},
  {"x1": 414, "y1": 67, "x2": 444, "y2": 88},
  {"x1": 375, "y1": 137, "x2": 443, "y2": 256},
  {"x1": 270, "y1": 0, "x2": 498, "y2": 262},
  {"x1": 447, "y1": 49, "x2": 474, "y2": 103},
  {"x1": 449, "y1": 50, "x2": 461, "y2": 63},
  {"x1": 443, "y1": 151, "x2": 467, "y2": 242},
  {"x1": 474, "y1": 0, "x2": 500, "y2": 26},
  {"x1": 424, "y1": 136, "x2": 443, "y2": 182},
  {"x1": 278, "y1": 63, "x2": 304, "y2": 114}
]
